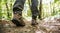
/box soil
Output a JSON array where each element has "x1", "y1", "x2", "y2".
[{"x1": 0, "y1": 17, "x2": 60, "y2": 33}]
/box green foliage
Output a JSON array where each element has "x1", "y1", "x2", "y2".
[
  {"x1": 27, "y1": 10, "x2": 31, "y2": 16},
  {"x1": 54, "y1": 0, "x2": 59, "y2": 3},
  {"x1": 0, "y1": 0, "x2": 2, "y2": 19},
  {"x1": 0, "y1": 0, "x2": 14, "y2": 20},
  {"x1": 0, "y1": 0, "x2": 60, "y2": 20}
]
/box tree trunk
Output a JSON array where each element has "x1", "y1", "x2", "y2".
[{"x1": 39, "y1": 0, "x2": 42, "y2": 20}]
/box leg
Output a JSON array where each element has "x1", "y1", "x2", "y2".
[
  {"x1": 30, "y1": 0, "x2": 39, "y2": 26},
  {"x1": 12, "y1": 0, "x2": 26, "y2": 27}
]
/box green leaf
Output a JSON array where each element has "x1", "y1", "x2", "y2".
[{"x1": 54, "y1": 0, "x2": 59, "y2": 3}]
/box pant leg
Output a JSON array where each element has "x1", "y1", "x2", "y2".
[
  {"x1": 13, "y1": 0, "x2": 26, "y2": 15},
  {"x1": 12, "y1": 0, "x2": 26, "y2": 26},
  {"x1": 31, "y1": 0, "x2": 39, "y2": 20}
]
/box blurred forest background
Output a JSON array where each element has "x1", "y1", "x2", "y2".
[
  {"x1": 0, "y1": 0, "x2": 60, "y2": 33},
  {"x1": 0, "y1": 0, "x2": 60, "y2": 20}
]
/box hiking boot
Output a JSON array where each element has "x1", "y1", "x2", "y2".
[
  {"x1": 12, "y1": 13, "x2": 25, "y2": 27},
  {"x1": 31, "y1": 19, "x2": 38, "y2": 26}
]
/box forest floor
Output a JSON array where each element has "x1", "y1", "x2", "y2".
[{"x1": 0, "y1": 15, "x2": 60, "y2": 33}]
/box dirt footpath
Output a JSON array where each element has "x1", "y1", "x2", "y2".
[{"x1": 0, "y1": 17, "x2": 60, "y2": 33}]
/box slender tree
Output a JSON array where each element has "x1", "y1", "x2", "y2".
[
  {"x1": 39, "y1": 0, "x2": 42, "y2": 20},
  {"x1": 6, "y1": 2, "x2": 9, "y2": 18}
]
